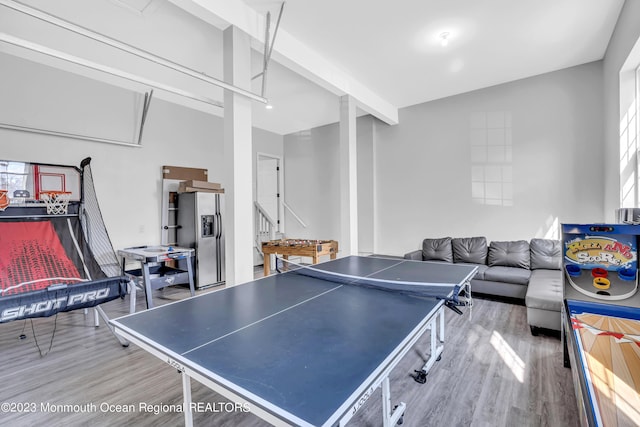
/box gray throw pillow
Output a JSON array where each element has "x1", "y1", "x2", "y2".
[
  {"x1": 488, "y1": 240, "x2": 530, "y2": 269},
  {"x1": 452, "y1": 237, "x2": 488, "y2": 264},
  {"x1": 422, "y1": 237, "x2": 453, "y2": 262},
  {"x1": 530, "y1": 238, "x2": 561, "y2": 270}
]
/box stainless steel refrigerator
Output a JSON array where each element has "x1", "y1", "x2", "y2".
[{"x1": 176, "y1": 191, "x2": 225, "y2": 288}]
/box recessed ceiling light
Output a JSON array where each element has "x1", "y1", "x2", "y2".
[
  {"x1": 439, "y1": 32, "x2": 450, "y2": 47},
  {"x1": 265, "y1": 104, "x2": 273, "y2": 110}
]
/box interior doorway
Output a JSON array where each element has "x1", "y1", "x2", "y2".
[{"x1": 256, "y1": 153, "x2": 282, "y2": 234}]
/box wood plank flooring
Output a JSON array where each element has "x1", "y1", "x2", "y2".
[{"x1": 0, "y1": 281, "x2": 579, "y2": 426}]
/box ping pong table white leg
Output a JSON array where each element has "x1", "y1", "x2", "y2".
[
  {"x1": 182, "y1": 372, "x2": 194, "y2": 427},
  {"x1": 128, "y1": 279, "x2": 137, "y2": 314},
  {"x1": 185, "y1": 255, "x2": 196, "y2": 297},
  {"x1": 439, "y1": 307, "x2": 445, "y2": 343},
  {"x1": 381, "y1": 377, "x2": 405, "y2": 427},
  {"x1": 420, "y1": 307, "x2": 445, "y2": 376},
  {"x1": 94, "y1": 306, "x2": 129, "y2": 347},
  {"x1": 142, "y1": 263, "x2": 154, "y2": 309},
  {"x1": 431, "y1": 316, "x2": 437, "y2": 351}
]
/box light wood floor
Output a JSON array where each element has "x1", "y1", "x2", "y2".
[{"x1": 0, "y1": 280, "x2": 579, "y2": 427}]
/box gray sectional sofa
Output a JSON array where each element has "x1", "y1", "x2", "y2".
[{"x1": 404, "y1": 237, "x2": 563, "y2": 334}]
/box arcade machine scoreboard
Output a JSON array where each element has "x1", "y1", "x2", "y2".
[{"x1": 561, "y1": 224, "x2": 640, "y2": 427}]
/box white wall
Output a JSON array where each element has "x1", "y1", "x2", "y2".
[
  {"x1": 283, "y1": 62, "x2": 605, "y2": 257},
  {"x1": 0, "y1": 80, "x2": 283, "y2": 253},
  {"x1": 375, "y1": 62, "x2": 604, "y2": 255},
  {"x1": 283, "y1": 124, "x2": 340, "y2": 241},
  {"x1": 0, "y1": 54, "x2": 143, "y2": 143},
  {"x1": 3, "y1": 0, "x2": 625, "y2": 260},
  {"x1": 0, "y1": 0, "x2": 287, "y2": 255},
  {"x1": 282, "y1": 114, "x2": 375, "y2": 255},
  {"x1": 603, "y1": 0, "x2": 640, "y2": 220},
  {"x1": 0, "y1": 0, "x2": 226, "y2": 116}
]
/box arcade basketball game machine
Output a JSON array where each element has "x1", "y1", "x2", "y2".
[
  {"x1": 561, "y1": 222, "x2": 640, "y2": 426},
  {"x1": 0, "y1": 158, "x2": 128, "y2": 349}
]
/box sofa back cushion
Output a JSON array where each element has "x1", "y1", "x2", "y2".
[
  {"x1": 488, "y1": 240, "x2": 530, "y2": 269},
  {"x1": 530, "y1": 238, "x2": 561, "y2": 270},
  {"x1": 452, "y1": 237, "x2": 487, "y2": 264},
  {"x1": 422, "y1": 237, "x2": 453, "y2": 262}
]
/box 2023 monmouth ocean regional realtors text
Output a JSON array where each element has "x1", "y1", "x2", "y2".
[{"x1": 1, "y1": 401, "x2": 251, "y2": 415}]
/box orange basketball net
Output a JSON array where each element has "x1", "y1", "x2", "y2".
[{"x1": 40, "y1": 191, "x2": 72, "y2": 215}]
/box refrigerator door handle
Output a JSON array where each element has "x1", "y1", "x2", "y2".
[{"x1": 216, "y1": 212, "x2": 222, "y2": 239}]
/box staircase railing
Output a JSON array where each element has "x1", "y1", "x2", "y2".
[
  {"x1": 255, "y1": 202, "x2": 277, "y2": 256},
  {"x1": 283, "y1": 201, "x2": 307, "y2": 228},
  {"x1": 254, "y1": 201, "x2": 308, "y2": 258}
]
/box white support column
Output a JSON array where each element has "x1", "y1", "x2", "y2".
[
  {"x1": 339, "y1": 95, "x2": 358, "y2": 255},
  {"x1": 224, "y1": 25, "x2": 254, "y2": 286}
]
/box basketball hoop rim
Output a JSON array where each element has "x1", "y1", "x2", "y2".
[{"x1": 39, "y1": 191, "x2": 72, "y2": 215}]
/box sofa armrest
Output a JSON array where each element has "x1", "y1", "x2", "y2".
[{"x1": 404, "y1": 250, "x2": 423, "y2": 261}]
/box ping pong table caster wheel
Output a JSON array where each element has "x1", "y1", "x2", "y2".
[
  {"x1": 436, "y1": 354, "x2": 442, "y2": 362},
  {"x1": 393, "y1": 405, "x2": 404, "y2": 425},
  {"x1": 412, "y1": 369, "x2": 427, "y2": 384}
]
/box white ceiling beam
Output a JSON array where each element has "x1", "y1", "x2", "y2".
[{"x1": 167, "y1": 0, "x2": 399, "y2": 126}]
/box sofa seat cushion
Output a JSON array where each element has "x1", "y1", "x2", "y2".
[
  {"x1": 456, "y1": 263, "x2": 488, "y2": 280},
  {"x1": 526, "y1": 269, "x2": 562, "y2": 311},
  {"x1": 422, "y1": 237, "x2": 453, "y2": 262},
  {"x1": 484, "y1": 266, "x2": 531, "y2": 285}
]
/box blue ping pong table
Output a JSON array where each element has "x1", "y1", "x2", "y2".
[{"x1": 111, "y1": 256, "x2": 477, "y2": 427}]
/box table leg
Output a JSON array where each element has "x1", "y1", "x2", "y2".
[
  {"x1": 420, "y1": 307, "x2": 445, "y2": 375},
  {"x1": 185, "y1": 256, "x2": 196, "y2": 297},
  {"x1": 312, "y1": 255, "x2": 319, "y2": 264},
  {"x1": 122, "y1": 257, "x2": 136, "y2": 313},
  {"x1": 263, "y1": 253, "x2": 271, "y2": 276},
  {"x1": 128, "y1": 280, "x2": 136, "y2": 314},
  {"x1": 382, "y1": 377, "x2": 405, "y2": 427},
  {"x1": 142, "y1": 263, "x2": 153, "y2": 309},
  {"x1": 182, "y1": 372, "x2": 194, "y2": 427}
]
